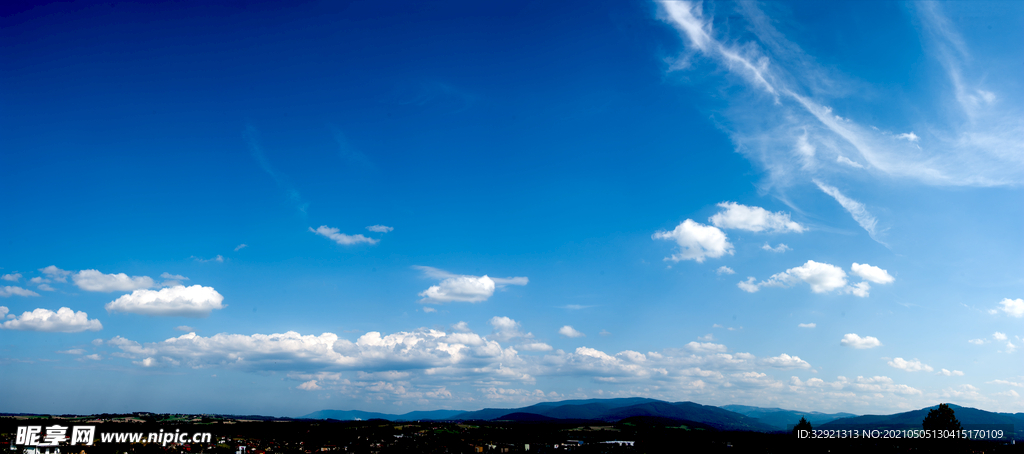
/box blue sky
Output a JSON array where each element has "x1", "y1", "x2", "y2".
[{"x1": 1, "y1": 0, "x2": 1021, "y2": 417}]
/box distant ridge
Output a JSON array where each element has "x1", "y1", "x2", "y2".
[
  {"x1": 301, "y1": 409, "x2": 466, "y2": 421},
  {"x1": 820, "y1": 404, "x2": 1024, "y2": 438},
  {"x1": 721, "y1": 405, "x2": 856, "y2": 431}
]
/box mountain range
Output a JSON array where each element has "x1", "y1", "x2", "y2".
[{"x1": 302, "y1": 399, "x2": 1023, "y2": 437}]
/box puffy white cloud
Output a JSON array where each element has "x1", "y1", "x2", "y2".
[
  {"x1": 310, "y1": 225, "x2": 379, "y2": 245},
  {"x1": 993, "y1": 332, "x2": 1007, "y2": 341},
  {"x1": 73, "y1": 270, "x2": 155, "y2": 292},
  {"x1": 709, "y1": 202, "x2": 804, "y2": 233},
  {"x1": 519, "y1": 342, "x2": 554, "y2": 352},
  {"x1": 851, "y1": 263, "x2": 895, "y2": 284},
  {"x1": 653, "y1": 219, "x2": 734, "y2": 263},
  {"x1": 1, "y1": 307, "x2": 102, "y2": 332},
  {"x1": 298, "y1": 380, "x2": 321, "y2": 390},
  {"x1": 798, "y1": 323, "x2": 816, "y2": 328},
  {"x1": 415, "y1": 266, "x2": 527, "y2": 303},
  {"x1": 685, "y1": 342, "x2": 728, "y2": 353},
  {"x1": 761, "y1": 353, "x2": 810, "y2": 369},
  {"x1": 366, "y1": 225, "x2": 394, "y2": 233},
  {"x1": 741, "y1": 260, "x2": 853, "y2": 294},
  {"x1": 888, "y1": 358, "x2": 933, "y2": 372},
  {"x1": 994, "y1": 298, "x2": 1024, "y2": 317},
  {"x1": 846, "y1": 282, "x2": 871, "y2": 298},
  {"x1": 762, "y1": 243, "x2": 791, "y2": 253},
  {"x1": 559, "y1": 326, "x2": 585, "y2": 338},
  {"x1": 2, "y1": 273, "x2": 22, "y2": 282},
  {"x1": 105, "y1": 285, "x2": 225, "y2": 317},
  {"x1": 840, "y1": 333, "x2": 882, "y2": 349},
  {"x1": 716, "y1": 266, "x2": 735, "y2": 275},
  {"x1": 488, "y1": 316, "x2": 532, "y2": 342},
  {"x1": 938, "y1": 369, "x2": 964, "y2": 376},
  {"x1": 0, "y1": 306, "x2": 8, "y2": 318},
  {"x1": 0, "y1": 286, "x2": 40, "y2": 297},
  {"x1": 39, "y1": 266, "x2": 71, "y2": 283}
]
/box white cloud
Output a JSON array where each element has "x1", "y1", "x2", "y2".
[
  {"x1": 845, "y1": 282, "x2": 871, "y2": 298},
  {"x1": 761, "y1": 243, "x2": 791, "y2": 253},
  {"x1": 994, "y1": 298, "x2": 1024, "y2": 318},
  {"x1": 488, "y1": 316, "x2": 532, "y2": 342},
  {"x1": 422, "y1": 307, "x2": 436, "y2": 313},
  {"x1": 836, "y1": 155, "x2": 865, "y2": 168},
  {"x1": 709, "y1": 202, "x2": 804, "y2": 233},
  {"x1": 938, "y1": 369, "x2": 964, "y2": 376},
  {"x1": 451, "y1": 321, "x2": 471, "y2": 332},
  {"x1": 73, "y1": 270, "x2": 155, "y2": 292},
  {"x1": 967, "y1": 338, "x2": 986, "y2": 345},
  {"x1": 82, "y1": 354, "x2": 101, "y2": 361},
  {"x1": 1, "y1": 307, "x2": 102, "y2": 332},
  {"x1": 685, "y1": 342, "x2": 728, "y2": 353},
  {"x1": 559, "y1": 325, "x2": 585, "y2": 338},
  {"x1": 741, "y1": 260, "x2": 850, "y2": 294},
  {"x1": 761, "y1": 353, "x2": 810, "y2": 369},
  {"x1": 310, "y1": 225, "x2": 379, "y2": 245},
  {"x1": 234, "y1": 244, "x2": 248, "y2": 251},
  {"x1": 993, "y1": 332, "x2": 1007, "y2": 341},
  {"x1": 888, "y1": 358, "x2": 934, "y2": 373},
  {"x1": 39, "y1": 266, "x2": 71, "y2": 282},
  {"x1": 519, "y1": 342, "x2": 554, "y2": 352},
  {"x1": 716, "y1": 266, "x2": 735, "y2": 275},
  {"x1": 57, "y1": 348, "x2": 85, "y2": 355},
  {"x1": 653, "y1": 219, "x2": 733, "y2": 263},
  {"x1": 2, "y1": 273, "x2": 22, "y2": 282},
  {"x1": 415, "y1": 266, "x2": 527, "y2": 303},
  {"x1": 366, "y1": 225, "x2": 394, "y2": 233},
  {"x1": 599, "y1": 330, "x2": 611, "y2": 337},
  {"x1": 176, "y1": 325, "x2": 196, "y2": 332},
  {"x1": 192, "y1": 255, "x2": 224, "y2": 263},
  {"x1": 851, "y1": 263, "x2": 895, "y2": 284},
  {"x1": 160, "y1": 272, "x2": 189, "y2": 281},
  {"x1": 0, "y1": 306, "x2": 7, "y2": 318},
  {"x1": 840, "y1": 333, "x2": 882, "y2": 349},
  {"x1": 37, "y1": 284, "x2": 55, "y2": 292},
  {"x1": 813, "y1": 180, "x2": 883, "y2": 244},
  {"x1": 895, "y1": 132, "x2": 919, "y2": 142},
  {"x1": 105, "y1": 285, "x2": 225, "y2": 317},
  {"x1": 0, "y1": 286, "x2": 40, "y2": 297},
  {"x1": 798, "y1": 323, "x2": 816, "y2": 328},
  {"x1": 298, "y1": 380, "x2": 321, "y2": 390}
]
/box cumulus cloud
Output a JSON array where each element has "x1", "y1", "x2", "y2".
[
  {"x1": 40, "y1": 266, "x2": 71, "y2": 282},
  {"x1": 761, "y1": 353, "x2": 811, "y2": 369},
  {"x1": 993, "y1": 332, "x2": 1007, "y2": 341},
  {"x1": 105, "y1": 285, "x2": 225, "y2": 317},
  {"x1": 1, "y1": 307, "x2": 102, "y2": 332},
  {"x1": 762, "y1": 243, "x2": 791, "y2": 253},
  {"x1": 298, "y1": 380, "x2": 321, "y2": 390},
  {"x1": 366, "y1": 225, "x2": 394, "y2": 233},
  {"x1": 0, "y1": 286, "x2": 40, "y2": 297},
  {"x1": 994, "y1": 298, "x2": 1024, "y2": 318},
  {"x1": 2, "y1": 273, "x2": 22, "y2": 282},
  {"x1": 73, "y1": 270, "x2": 155, "y2": 292},
  {"x1": 739, "y1": 260, "x2": 850, "y2": 294},
  {"x1": 310, "y1": 225, "x2": 379, "y2": 245},
  {"x1": 559, "y1": 326, "x2": 585, "y2": 338},
  {"x1": 888, "y1": 358, "x2": 934, "y2": 372},
  {"x1": 519, "y1": 342, "x2": 554, "y2": 352},
  {"x1": 851, "y1": 263, "x2": 895, "y2": 284},
  {"x1": 798, "y1": 323, "x2": 816, "y2": 328},
  {"x1": 653, "y1": 219, "x2": 733, "y2": 263},
  {"x1": 0, "y1": 306, "x2": 7, "y2": 318},
  {"x1": 840, "y1": 333, "x2": 882, "y2": 349},
  {"x1": 488, "y1": 316, "x2": 532, "y2": 342},
  {"x1": 709, "y1": 202, "x2": 804, "y2": 233},
  {"x1": 415, "y1": 266, "x2": 527, "y2": 303},
  {"x1": 716, "y1": 266, "x2": 735, "y2": 275}
]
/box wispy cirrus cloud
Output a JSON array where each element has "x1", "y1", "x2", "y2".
[
  {"x1": 657, "y1": 0, "x2": 1023, "y2": 197},
  {"x1": 310, "y1": 225, "x2": 379, "y2": 246}
]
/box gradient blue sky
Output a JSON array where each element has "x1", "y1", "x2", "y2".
[{"x1": 1, "y1": 0, "x2": 1021, "y2": 417}]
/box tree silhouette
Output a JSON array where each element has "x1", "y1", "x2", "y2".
[
  {"x1": 922, "y1": 403, "x2": 962, "y2": 432},
  {"x1": 793, "y1": 416, "x2": 812, "y2": 437}
]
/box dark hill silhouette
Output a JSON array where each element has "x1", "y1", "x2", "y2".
[
  {"x1": 721, "y1": 404, "x2": 856, "y2": 430},
  {"x1": 492, "y1": 412, "x2": 561, "y2": 422},
  {"x1": 820, "y1": 404, "x2": 1024, "y2": 438}
]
